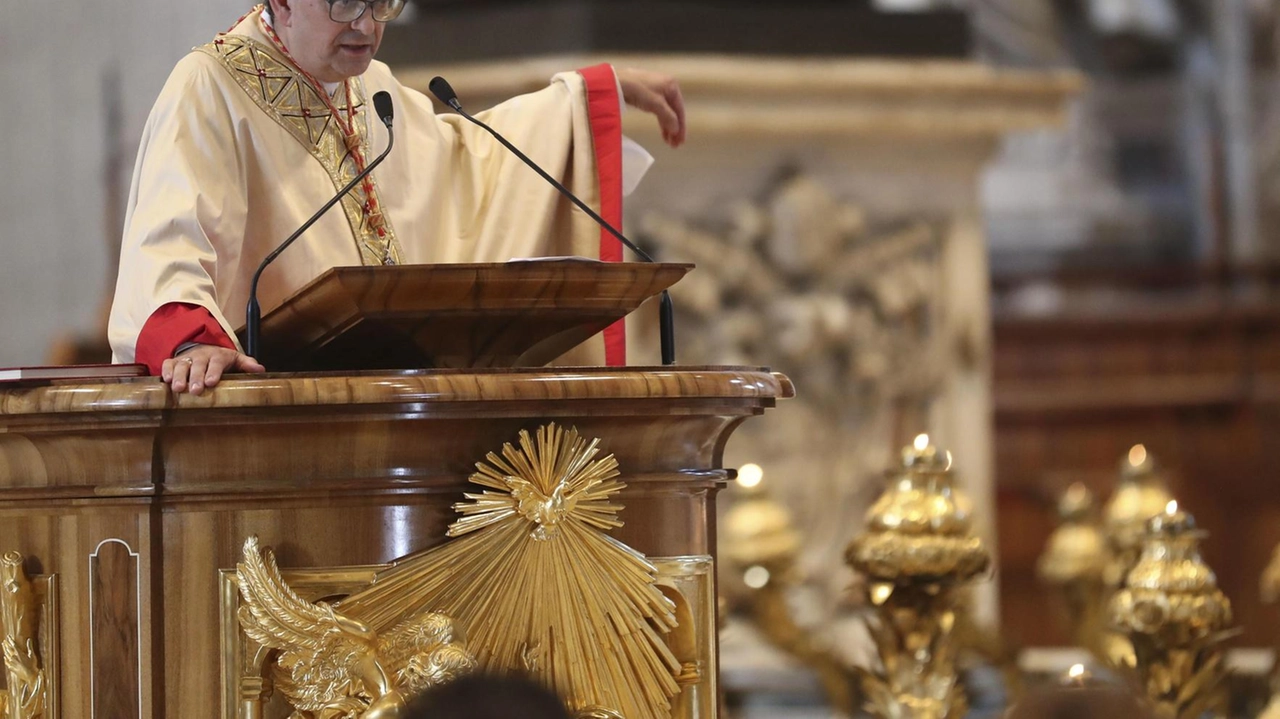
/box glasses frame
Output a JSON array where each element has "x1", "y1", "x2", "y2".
[{"x1": 327, "y1": 0, "x2": 405, "y2": 24}]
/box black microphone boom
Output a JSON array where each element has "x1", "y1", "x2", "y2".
[
  {"x1": 429, "y1": 76, "x2": 677, "y2": 366},
  {"x1": 244, "y1": 90, "x2": 396, "y2": 359}
]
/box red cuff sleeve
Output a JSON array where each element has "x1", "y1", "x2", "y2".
[
  {"x1": 578, "y1": 63, "x2": 626, "y2": 366},
  {"x1": 135, "y1": 302, "x2": 235, "y2": 376}
]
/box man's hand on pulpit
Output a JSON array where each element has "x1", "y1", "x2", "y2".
[
  {"x1": 617, "y1": 67, "x2": 687, "y2": 148},
  {"x1": 163, "y1": 345, "x2": 265, "y2": 396}
]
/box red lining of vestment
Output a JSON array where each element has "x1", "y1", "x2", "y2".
[
  {"x1": 577, "y1": 63, "x2": 627, "y2": 367},
  {"x1": 135, "y1": 302, "x2": 235, "y2": 375}
]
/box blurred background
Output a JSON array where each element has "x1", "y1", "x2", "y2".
[{"x1": 9, "y1": 0, "x2": 1280, "y2": 716}]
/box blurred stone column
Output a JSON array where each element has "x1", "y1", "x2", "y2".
[{"x1": 402, "y1": 56, "x2": 1081, "y2": 630}]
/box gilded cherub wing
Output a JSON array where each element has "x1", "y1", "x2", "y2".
[{"x1": 237, "y1": 536, "x2": 375, "y2": 712}]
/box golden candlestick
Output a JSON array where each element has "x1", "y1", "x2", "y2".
[
  {"x1": 845, "y1": 435, "x2": 990, "y2": 718},
  {"x1": 1038, "y1": 445, "x2": 1176, "y2": 670},
  {"x1": 1257, "y1": 544, "x2": 1280, "y2": 718},
  {"x1": 1108, "y1": 502, "x2": 1235, "y2": 719},
  {"x1": 1037, "y1": 483, "x2": 1109, "y2": 658},
  {"x1": 722, "y1": 464, "x2": 863, "y2": 716},
  {"x1": 1103, "y1": 446, "x2": 1174, "y2": 591}
]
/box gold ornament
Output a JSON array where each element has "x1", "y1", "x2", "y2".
[
  {"x1": 1108, "y1": 504, "x2": 1235, "y2": 719},
  {"x1": 0, "y1": 552, "x2": 45, "y2": 719},
  {"x1": 1103, "y1": 445, "x2": 1174, "y2": 589},
  {"x1": 338, "y1": 423, "x2": 682, "y2": 719},
  {"x1": 845, "y1": 436, "x2": 990, "y2": 719},
  {"x1": 1037, "y1": 483, "x2": 1109, "y2": 657},
  {"x1": 235, "y1": 536, "x2": 474, "y2": 718},
  {"x1": 1039, "y1": 446, "x2": 1177, "y2": 671},
  {"x1": 723, "y1": 473, "x2": 862, "y2": 715},
  {"x1": 1260, "y1": 545, "x2": 1280, "y2": 718}
]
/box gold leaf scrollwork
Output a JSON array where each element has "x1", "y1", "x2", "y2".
[
  {"x1": 0, "y1": 551, "x2": 45, "y2": 719},
  {"x1": 235, "y1": 537, "x2": 475, "y2": 719},
  {"x1": 337, "y1": 423, "x2": 683, "y2": 719}
]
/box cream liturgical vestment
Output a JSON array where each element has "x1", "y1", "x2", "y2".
[{"x1": 109, "y1": 8, "x2": 632, "y2": 369}]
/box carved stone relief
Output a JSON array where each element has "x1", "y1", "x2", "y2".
[{"x1": 638, "y1": 171, "x2": 949, "y2": 609}]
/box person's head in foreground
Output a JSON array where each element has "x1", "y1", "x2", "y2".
[{"x1": 403, "y1": 673, "x2": 573, "y2": 719}]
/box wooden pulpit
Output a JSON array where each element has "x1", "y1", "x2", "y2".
[{"x1": 0, "y1": 262, "x2": 792, "y2": 719}]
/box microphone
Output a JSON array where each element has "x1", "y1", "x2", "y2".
[
  {"x1": 429, "y1": 76, "x2": 677, "y2": 366},
  {"x1": 244, "y1": 90, "x2": 396, "y2": 360}
]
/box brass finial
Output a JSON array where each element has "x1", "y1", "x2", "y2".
[
  {"x1": 843, "y1": 438, "x2": 990, "y2": 718},
  {"x1": 1038, "y1": 484, "x2": 1105, "y2": 585},
  {"x1": 1121, "y1": 443, "x2": 1153, "y2": 479},
  {"x1": 1103, "y1": 445, "x2": 1174, "y2": 589},
  {"x1": 1058, "y1": 482, "x2": 1095, "y2": 522},
  {"x1": 901, "y1": 432, "x2": 952, "y2": 472},
  {"x1": 851, "y1": 436, "x2": 984, "y2": 579},
  {"x1": 723, "y1": 464, "x2": 801, "y2": 573},
  {"x1": 1109, "y1": 504, "x2": 1234, "y2": 717}
]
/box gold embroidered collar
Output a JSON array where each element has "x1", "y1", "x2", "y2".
[{"x1": 197, "y1": 31, "x2": 403, "y2": 266}]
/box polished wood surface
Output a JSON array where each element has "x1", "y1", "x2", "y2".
[
  {"x1": 240, "y1": 261, "x2": 693, "y2": 371},
  {"x1": 0, "y1": 366, "x2": 791, "y2": 718},
  {"x1": 90, "y1": 540, "x2": 141, "y2": 718}
]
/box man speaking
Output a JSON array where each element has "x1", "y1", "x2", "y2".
[{"x1": 108, "y1": 0, "x2": 686, "y2": 394}]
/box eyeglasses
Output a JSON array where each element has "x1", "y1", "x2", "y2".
[{"x1": 327, "y1": 0, "x2": 406, "y2": 24}]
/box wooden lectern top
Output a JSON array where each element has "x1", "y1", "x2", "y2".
[
  {"x1": 0, "y1": 366, "x2": 793, "y2": 415},
  {"x1": 238, "y1": 260, "x2": 692, "y2": 372}
]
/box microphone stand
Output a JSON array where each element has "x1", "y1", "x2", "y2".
[
  {"x1": 245, "y1": 95, "x2": 396, "y2": 359},
  {"x1": 430, "y1": 77, "x2": 677, "y2": 366}
]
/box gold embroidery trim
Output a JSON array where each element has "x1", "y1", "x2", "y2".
[{"x1": 196, "y1": 35, "x2": 404, "y2": 266}]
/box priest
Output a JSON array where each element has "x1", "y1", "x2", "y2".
[{"x1": 108, "y1": 0, "x2": 686, "y2": 394}]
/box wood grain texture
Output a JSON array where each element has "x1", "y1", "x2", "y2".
[
  {"x1": 0, "y1": 504, "x2": 154, "y2": 719},
  {"x1": 0, "y1": 366, "x2": 790, "y2": 717},
  {"x1": 90, "y1": 539, "x2": 141, "y2": 719},
  {"x1": 244, "y1": 261, "x2": 693, "y2": 370}
]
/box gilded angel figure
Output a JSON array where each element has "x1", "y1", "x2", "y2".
[{"x1": 236, "y1": 536, "x2": 475, "y2": 719}]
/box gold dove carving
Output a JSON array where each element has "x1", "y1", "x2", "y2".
[
  {"x1": 235, "y1": 536, "x2": 475, "y2": 719},
  {"x1": 0, "y1": 552, "x2": 45, "y2": 719},
  {"x1": 337, "y1": 423, "x2": 683, "y2": 719}
]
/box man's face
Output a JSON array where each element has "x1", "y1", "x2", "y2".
[{"x1": 271, "y1": 0, "x2": 384, "y2": 84}]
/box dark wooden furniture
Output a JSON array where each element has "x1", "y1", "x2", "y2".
[
  {"x1": 241, "y1": 261, "x2": 691, "y2": 371},
  {"x1": 0, "y1": 366, "x2": 792, "y2": 717}
]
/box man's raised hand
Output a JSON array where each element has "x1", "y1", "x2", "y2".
[{"x1": 616, "y1": 68, "x2": 687, "y2": 148}]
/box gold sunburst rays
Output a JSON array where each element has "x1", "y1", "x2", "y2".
[
  {"x1": 451, "y1": 423, "x2": 626, "y2": 539},
  {"x1": 338, "y1": 423, "x2": 682, "y2": 718}
]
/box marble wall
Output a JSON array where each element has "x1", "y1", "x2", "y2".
[{"x1": 0, "y1": 0, "x2": 252, "y2": 366}]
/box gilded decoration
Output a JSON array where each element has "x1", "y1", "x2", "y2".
[
  {"x1": 0, "y1": 552, "x2": 48, "y2": 719},
  {"x1": 224, "y1": 424, "x2": 693, "y2": 719},
  {"x1": 1037, "y1": 446, "x2": 1177, "y2": 670},
  {"x1": 722, "y1": 477, "x2": 861, "y2": 716},
  {"x1": 1108, "y1": 504, "x2": 1235, "y2": 719},
  {"x1": 234, "y1": 537, "x2": 475, "y2": 718},
  {"x1": 1261, "y1": 544, "x2": 1280, "y2": 718},
  {"x1": 197, "y1": 33, "x2": 403, "y2": 266},
  {"x1": 639, "y1": 175, "x2": 947, "y2": 606},
  {"x1": 1036, "y1": 483, "x2": 1108, "y2": 655},
  {"x1": 336, "y1": 423, "x2": 682, "y2": 719},
  {"x1": 845, "y1": 436, "x2": 992, "y2": 719},
  {"x1": 651, "y1": 556, "x2": 718, "y2": 719}
]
